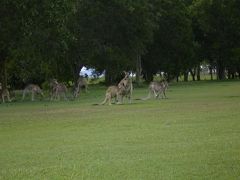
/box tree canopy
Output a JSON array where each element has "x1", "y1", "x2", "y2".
[{"x1": 0, "y1": 0, "x2": 239, "y2": 87}]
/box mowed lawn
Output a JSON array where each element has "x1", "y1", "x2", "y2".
[{"x1": 0, "y1": 81, "x2": 240, "y2": 179}]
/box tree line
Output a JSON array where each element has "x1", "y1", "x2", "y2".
[{"x1": 1, "y1": 0, "x2": 240, "y2": 88}]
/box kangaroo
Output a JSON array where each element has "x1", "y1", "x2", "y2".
[
  {"x1": 73, "y1": 76, "x2": 88, "y2": 98},
  {"x1": 142, "y1": 80, "x2": 168, "y2": 100},
  {"x1": 98, "y1": 71, "x2": 133, "y2": 105},
  {"x1": 49, "y1": 79, "x2": 68, "y2": 101},
  {"x1": 22, "y1": 84, "x2": 44, "y2": 101},
  {"x1": 100, "y1": 86, "x2": 119, "y2": 105},
  {"x1": 0, "y1": 83, "x2": 11, "y2": 103},
  {"x1": 117, "y1": 71, "x2": 133, "y2": 104}
]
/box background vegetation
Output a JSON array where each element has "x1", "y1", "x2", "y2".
[{"x1": 1, "y1": 0, "x2": 240, "y2": 88}]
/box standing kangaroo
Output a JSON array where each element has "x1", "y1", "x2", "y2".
[
  {"x1": 142, "y1": 80, "x2": 168, "y2": 100},
  {"x1": 22, "y1": 84, "x2": 44, "y2": 101},
  {"x1": 49, "y1": 79, "x2": 68, "y2": 101},
  {"x1": 0, "y1": 83, "x2": 11, "y2": 103},
  {"x1": 99, "y1": 71, "x2": 133, "y2": 105},
  {"x1": 117, "y1": 71, "x2": 133, "y2": 104},
  {"x1": 73, "y1": 76, "x2": 88, "y2": 98}
]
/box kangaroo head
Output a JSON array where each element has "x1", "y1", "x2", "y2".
[
  {"x1": 50, "y1": 79, "x2": 59, "y2": 87},
  {"x1": 118, "y1": 71, "x2": 130, "y2": 89}
]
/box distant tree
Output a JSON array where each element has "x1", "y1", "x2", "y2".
[
  {"x1": 0, "y1": 0, "x2": 23, "y2": 87},
  {"x1": 142, "y1": 0, "x2": 194, "y2": 82},
  {"x1": 74, "y1": 0, "x2": 156, "y2": 84},
  {"x1": 2, "y1": 0, "x2": 240, "y2": 89},
  {"x1": 191, "y1": 0, "x2": 240, "y2": 80},
  {"x1": 0, "y1": 0, "x2": 76, "y2": 88}
]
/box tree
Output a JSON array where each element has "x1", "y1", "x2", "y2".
[
  {"x1": 142, "y1": 0, "x2": 194, "y2": 81},
  {"x1": 0, "y1": 0, "x2": 23, "y2": 87},
  {"x1": 191, "y1": 0, "x2": 240, "y2": 80},
  {"x1": 75, "y1": 0, "x2": 156, "y2": 84},
  {"x1": 0, "y1": 0, "x2": 76, "y2": 88}
]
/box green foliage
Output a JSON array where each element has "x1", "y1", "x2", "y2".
[
  {"x1": 0, "y1": 0, "x2": 240, "y2": 87},
  {"x1": 143, "y1": 0, "x2": 194, "y2": 80},
  {"x1": 190, "y1": 0, "x2": 240, "y2": 79},
  {"x1": 0, "y1": 0, "x2": 76, "y2": 86},
  {"x1": 73, "y1": 0, "x2": 156, "y2": 83}
]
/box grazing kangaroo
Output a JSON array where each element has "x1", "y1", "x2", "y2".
[
  {"x1": 49, "y1": 79, "x2": 68, "y2": 101},
  {"x1": 73, "y1": 76, "x2": 88, "y2": 98},
  {"x1": 98, "y1": 71, "x2": 133, "y2": 105},
  {"x1": 0, "y1": 83, "x2": 11, "y2": 103},
  {"x1": 142, "y1": 80, "x2": 168, "y2": 100},
  {"x1": 22, "y1": 84, "x2": 44, "y2": 101}
]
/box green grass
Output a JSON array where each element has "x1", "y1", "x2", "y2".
[{"x1": 0, "y1": 81, "x2": 240, "y2": 179}]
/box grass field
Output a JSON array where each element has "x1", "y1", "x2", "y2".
[{"x1": 0, "y1": 80, "x2": 240, "y2": 179}]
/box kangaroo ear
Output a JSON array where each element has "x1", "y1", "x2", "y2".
[
  {"x1": 123, "y1": 71, "x2": 130, "y2": 78},
  {"x1": 123, "y1": 71, "x2": 127, "y2": 76}
]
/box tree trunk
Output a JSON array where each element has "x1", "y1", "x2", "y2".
[
  {"x1": 197, "y1": 65, "x2": 201, "y2": 81},
  {"x1": 184, "y1": 71, "x2": 188, "y2": 82},
  {"x1": 105, "y1": 69, "x2": 122, "y2": 85},
  {"x1": 73, "y1": 62, "x2": 83, "y2": 82},
  {"x1": 105, "y1": 69, "x2": 112, "y2": 85},
  {"x1": 238, "y1": 68, "x2": 240, "y2": 79},
  {"x1": 143, "y1": 71, "x2": 153, "y2": 82},
  {"x1": 136, "y1": 54, "x2": 142, "y2": 85},
  {"x1": 216, "y1": 60, "x2": 225, "y2": 80},
  {"x1": 0, "y1": 60, "x2": 3, "y2": 84},
  {"x1": 165, "y1": 73, "x2": 171, "y2": 82},
  {"x1": 0, "y1": 59, "x2": 7, "y2": 88},
  {"x1": 227, "y1": 70, "x2": 231, "y2": 79},
  {"x1": 209, "y1": 66, "x2": 213, "y2": 80},
  {"x1": 189, "y1": 69, "x2": 195, "y2": 81},
  {"x1": 227, "y1": 68, "x2": 236, "y2": 79}
]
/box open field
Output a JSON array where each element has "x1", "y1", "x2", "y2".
[{"x1": 0, "y1": 81, "x2": 240, "y2": 179}]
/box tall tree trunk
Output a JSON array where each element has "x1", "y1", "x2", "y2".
[
  {"x1": 189, "y1": 69, "x2": 196, "y2": 81},
  {"x1": 238, "y1": 68, "x2": 240, "y2": 79},
  {"x1": 73, "y1": 62, "x2": 83, "y2": 82},
  {"x1": 105, "y1": 69, "x2": 112, "y2": 85},
  {"x1": 0, "y1": 59, "x2": 7, "y2": 88},
  {"x1": 197, "y1": 65, "x2": 201, "y2": 81},
  {"x1": 105, "y1": 68, "x2": 122, "y2": 85},
  {"x1": 216, "y1": 60, "x2": 225, "y2": 80},
  {"x1": 228, "y1": 68, "x2": 236, "y2": 79},
  {"x1": 227, "y1": 69, "x2": 231, "y2": 79},
  {"x1": 136, "y1": 54, "x2": 142, "y2": 85},
  {"x1": 143, "y1": 71, "x2": 153, "y2": 82},
  {"x1": 209, "y1": 66, "x2": 213, "y2": 80},
  {"x1": 0, "y1": 60, "x2": 3, "y2": 84},
  {"x1": 166, "y1": 73, "x2": 171, "y2": 82},
  {"x1": 184, "y1": 71, "x2": 188, "y2": 82}
]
